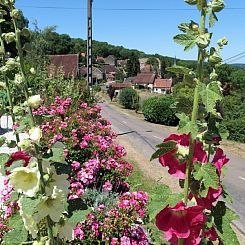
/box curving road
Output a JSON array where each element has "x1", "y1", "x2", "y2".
[{"x1": 100, "y1": 102, "x2": 245, "y2": 233}]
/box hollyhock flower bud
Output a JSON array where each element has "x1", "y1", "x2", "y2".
[
  {"x1": 3, "y1": 32, "x2": 15, "y2": 44},
  {"x1": 217, "y1": 37, "x2": 228, "y2": 47},
  {"x1": 209, "y1": 0, "x2": 225, "y2": 12},
  {"x1": 9, "y1": 166, "x2": 40, "y2": 197},
  {"x1": 10, "y1": 9, "x2": 21, "y2": 19},
  {"x1": 184, "y1": 0, "x2": 197, "y2": 5},
  {"x1": 29, "y1": 127, "x2": 42, "y2": 143},
  {"x1": 14, "y1": 73, "x2": 23, "y2": 85},
  {"x1": 27, "y1": 95, "x2": 42, "y2": 108},
  {"x1": 30, "y1": 67, "x2": 36, "y2": 74},
  {"x1": 17, "y1": 139, "x2": 31, "y2": 150}
]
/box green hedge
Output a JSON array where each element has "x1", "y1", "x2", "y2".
[
  {"x1": 119, "y1": 88, "x2": 139, "y2": 109},
  {"x1": 142, "y1": 96, "x2": 179, "y2": 126}
]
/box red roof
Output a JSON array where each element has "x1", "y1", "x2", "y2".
[
  {"x1": 49, "y1": 54, "x2": 79, "y2": 78},
  {"x1": 111, "y1": 82, "x2": 132, "y2": 90},
  {"x1": 154, "y1": 78, "x2": 172, "y2": 89},
  {"x1": 133, "y1": 72, "x2": 156, "y2": 84}
]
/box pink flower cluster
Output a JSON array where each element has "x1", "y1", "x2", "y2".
[
  {"x1": 72, "y1": 191, "x2": 150, "y2": 244},
  {"x1": 156, "y1": 134, "x2": 229, "y2": 244}
]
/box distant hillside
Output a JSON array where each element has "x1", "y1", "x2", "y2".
[{"x1": 231, "y1": 63, "x2": 245, "y2": 68}]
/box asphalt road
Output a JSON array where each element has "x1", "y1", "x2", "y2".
[{"x1": 100, "y1": 102, "x2": 245, "y2": 232}]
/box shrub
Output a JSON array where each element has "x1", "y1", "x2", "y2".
[
  {"x1": 142, "y1": 96, "x2": 179, "y2": 126},
  {"x1": 119, "y1": 88, "x2": 139, "y2": 109}
]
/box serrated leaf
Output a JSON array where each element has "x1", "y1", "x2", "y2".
[
  {"x1": 68, "y1": 208, "x2": 92, "y2": 225},
  {"x1": 209, "y1": 10, "x2": 218, "y2": 27},
  {"x1": 50, "y1": 147, "x2": 65, "y2": 163},
  {"x1": 166, "y1": 66, "x2": 193, "y2": 75},
  {"x1": 212, "y1": 201, "x2": 240, "y2": 245},
  {"x1": 19, "y1": 196, "x2": 42, "y2": 216},
  {"x1": 0, "y1": 153, "x2": 9, "y2": 175},
  {"x1": 151, "y1": 141, "x2": 177, "y2": 161},
  {"x1": 173, "y1": 34, "x2": 196, "y2": 51},
  {"x1": 193, "y1": 162, "x2": 219, "y2": 197},
  {"x1": 3, "y1": 214, "x2": 28, "y2": 245},
  {"x1": 176, "y1": 113, "x2": 198, "y2": 138},
  {"x1": 200, "y1": 82, "x2": 223, "y2": 114}
]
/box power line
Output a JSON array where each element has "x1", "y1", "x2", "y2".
[
  {"x1": 226, "y1": 54, "x2": 245, "y2": 64},
  {"x1": 16, "y1": 5, "x2": 245, "y2": 11},
  {"x1": 224, "y1": 51, "x2": 245, "y2": 62}
]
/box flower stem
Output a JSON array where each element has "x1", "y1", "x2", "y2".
[
  {"x1": 8, "y1": 2, "x2": 55, "y2": 243},
  {"x1": 178, "y1": 5, "x2": 207, "y2": 245},
  {"x1": 0, "y1": 25, "x2": 20, "y2": 147}
]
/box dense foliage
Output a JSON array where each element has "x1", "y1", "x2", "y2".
[
  {"x1": 119, "y1": 88, "x2": 139, "y2": 109},
  {"x1": 142, "y1": 96, "x2": 179, "y2": 126}
]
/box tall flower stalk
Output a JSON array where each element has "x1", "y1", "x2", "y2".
[
  {"x1": 7, "y1": 1, "x2": 55, "y2": 243},
  {"x1": 0, "y1": 24, "x2": 20, "y2": 145},
  {"x1": 152, "y1": 0, "x2": 240, "y2": 244}
]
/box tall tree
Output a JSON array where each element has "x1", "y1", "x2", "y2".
[{"x1": 126, "y1": 52, "x2": 140, "y2": 77}]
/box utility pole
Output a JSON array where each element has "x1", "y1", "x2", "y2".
[{"x1": 87, "y1": 0, "x2": 93, "y2": 97}]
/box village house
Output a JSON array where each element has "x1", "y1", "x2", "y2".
[
  {"x1": 104, "y1": 55, "x2": 117, "y2": 66},
  {"x1": 111, "y1": 82, "x2": 132, "y2": 97},
  {"x1": 48, "y1": 54, "x2": 80, "y2": 79},
  {"x1": 153, "y1": 78, "x2": 173, "y2": 94},
  {"x1": 132, "y1": 72, "x2": 156, "y2": 90}
]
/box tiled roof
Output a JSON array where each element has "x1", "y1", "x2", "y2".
[
  {"x1": 111, "y1": 82, "x2": 132, "y2": 90},
  {"x1": 154, "y1": 78, "x2": 173, "y2": 89},
  {"x1": 133, "y1": 72, "x2": 156, "y2": 84},
  {"x1": 49, "y1": 54, "x2": 79, "y2": 78},
  {"x1": 101, "y1": 65, "x2": 117, "y2": 74}
]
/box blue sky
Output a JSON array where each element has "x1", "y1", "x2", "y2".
[{"x1": 16, "y1": 0, "x2": 245, "y2": 63}]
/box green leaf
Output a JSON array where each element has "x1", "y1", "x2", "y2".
[
  {"x1": 173, "y1": 34, "x2": 196, "y2": 51},
  {"x1": 19, "y1": 196, "x2": 42, "y2": 216},
  {"x1": 3, "y1": 214, "x2": 28, "y2": 245},
  {"x1": 166, "y1": 66, "x2": 193, "y2": 75},
  {"x1": 209, "y1": 10, "x2": 218, "y2": 27},
  {"x1": 149, "y1": 185, "x2": 184, "y2": 221},
  {"x1": 50, "y1": 148, "x2": 65, "y2": 163},
  {"x1": 176, "y1": 113, "x2": 199, "y2": 138},
  {"x1": 7, "y1": 160, "x2": 24, "y2": 172},
  {"x1": 199, "y1": 82, "x2": 223, "y2": 114},
  {"x1": 212, "y1": 201, "x2": 240, "y2": 245},
  {"x1": 0, "y1": 153, "x2": 9, "y2": 175},
  {"x1": 193, "y1": 162, "x2": 219, "y2": 197},
  {"x1": 151, "y1": 141, "x2": 177, "y2": 161},
  {"x1": 68, "y1": 209, "x2": 92, "y2": 225}
]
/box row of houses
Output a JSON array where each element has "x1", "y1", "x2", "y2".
[
  {"x1": 48, "y1": 54, "x2": 173, "y2": 95},
  {"x1": 111, "y1": 72, "x2": 173, "y2": 95}
]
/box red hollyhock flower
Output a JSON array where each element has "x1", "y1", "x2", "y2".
[
  {"x1": 5, "y1": 151, "x2": 32, "y2": 168},
  {"x1": 203, "y1": 227, "x2": 218, "y2": 242},
  {"x1": 159, "y1": 134, "x2": 207, "y2": 179},
  {"x1": 156, "y1": 201, "x2": 205, "y2": 244},
  {"x1": 191, "y1": 148, "x2": 228, "y2": 209}
]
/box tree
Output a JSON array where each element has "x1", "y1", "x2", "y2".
[
  {"x1": 126, "y1": 53, "x2": 140, "y2": 77},
  {"x1": 115, "y1": 70, "x2": 125, "y2": 83},
  {"x1": 146, "y1": 57, "x2": 159, "y2": 73},
  {"x1": 107, "y1": 85, "x2": 115, "y2": 101}
]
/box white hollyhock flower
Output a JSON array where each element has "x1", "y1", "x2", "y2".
[
  {"x1": 9, "y1": 167, "x2": 40, "y2": 197},
  {"x1": 27, "y1": 95, "x2": 42, "y2": 108},
  {"x1": 35, "y1": 186, "x2": 65, "y2": 223},
  {"x1": 46, "y1": 172, "x2": 69, "y2": 196},
  {"x1": 29, "y1": 127, "x2": 42, "y2": 143}
]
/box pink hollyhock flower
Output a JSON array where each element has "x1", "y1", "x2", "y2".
[
  {"x1": 159, "y1": 134, "x2": 207, "y2": 179},
  {"x1": 5, "y1": 151, "x2": 32, "y2": 168},
  {"x1": 156, "y1": 201, "x2": 205, "y2": 244}
]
